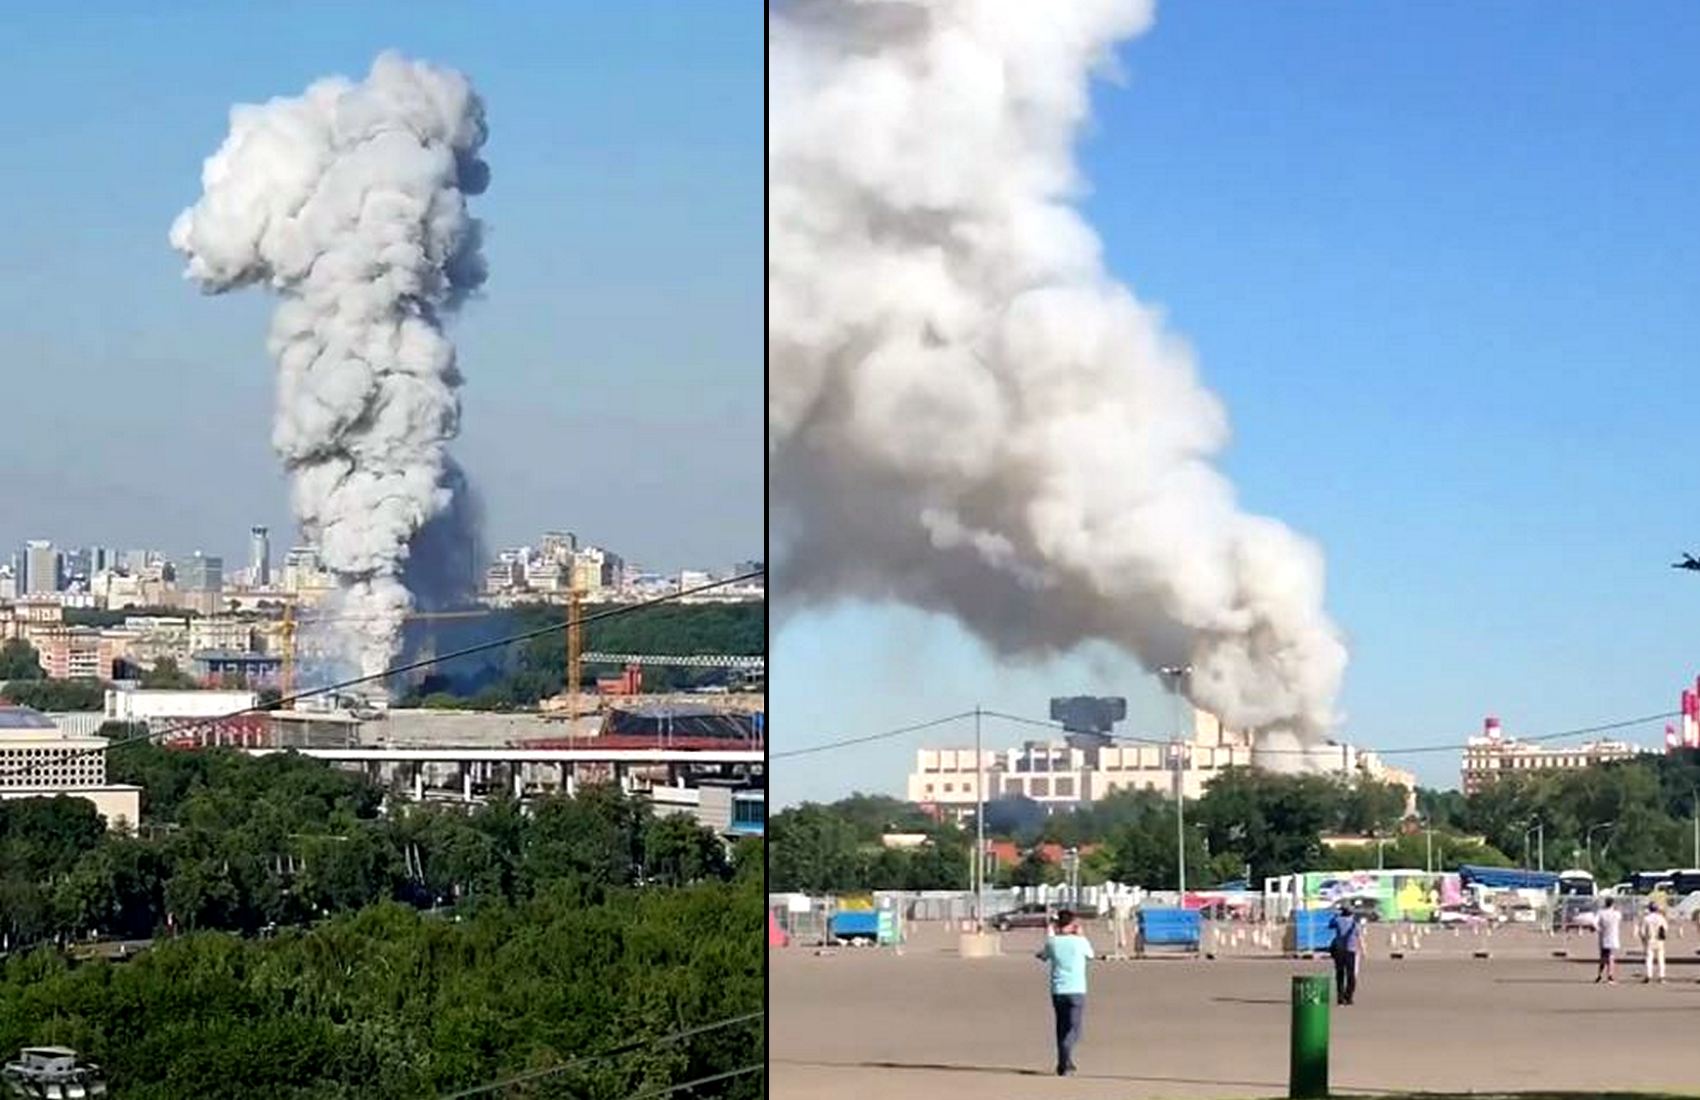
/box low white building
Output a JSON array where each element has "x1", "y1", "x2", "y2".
[
  {"x1": 105, "y1": 687, "x2": 257, "y2": 724},
  {"x1": 0, "y1": 706, "x2": 141, "y2": 829}
]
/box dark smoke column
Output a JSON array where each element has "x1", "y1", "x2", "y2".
[{"x1": 171, "y1": 52, "x2": 489, "y2": 683}]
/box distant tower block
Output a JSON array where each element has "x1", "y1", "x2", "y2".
[{"x1": 250, "y1": 526, "x2": 271, "y2": 588}]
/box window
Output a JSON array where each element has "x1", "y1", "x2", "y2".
[
  {"x1": 1055, "y1": 777, "x2": 1074, "y2": 798},
  {"x1": 943, "y1": 782, "x2": 954, "y2": 793},
  {"x1": 1030, "y1": 778, "x2": 1050, "y2": 798}
]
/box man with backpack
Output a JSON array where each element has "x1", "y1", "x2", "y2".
[{"x1": 1329, "y1": 903, "x2": 1362, "y2": 1005}]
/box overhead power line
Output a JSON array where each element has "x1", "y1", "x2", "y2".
[
  {"x1": 621, "y1": 1064, "x2": 764, "y2": 1099},
  {"x1": 772, "y1": 702, "x2": 1683, "y2": 764},
  {"x1": 0, "y1": 570, "x2": 765, "y2": 784},
  {"x1": 769, "y1": 711, "x2": 976, "y2": 760},
  {"x1": 439, "y1": 1011, "x2": 763, "y2": 1099}
]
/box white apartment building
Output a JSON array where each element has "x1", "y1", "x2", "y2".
[
  {"x1": 1460, "y1": 716, "x2": 1646, "y2": 794},
  {"x1": 0, "y1": 706, "x2": 141, "y2": 828}
]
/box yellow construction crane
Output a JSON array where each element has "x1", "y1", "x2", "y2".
[
  {"x1": 274, "y1": 606, "x2": 493, "y2": 700},
  {"x1": 567, "y1": 587, "x2": 586, "y2": 722},
  {"x1": 279, "y1": 601, "x2": 296, "y2": 700}
]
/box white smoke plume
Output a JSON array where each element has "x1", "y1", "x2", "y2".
[
  {"x1": 172, "y1": 52, "x2": 489, "y2": 684},
  {"x1": 770, "y1": 0, "x2": 1348, "y2": 761}
]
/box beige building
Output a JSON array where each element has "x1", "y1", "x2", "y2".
[
  {"x1": 1460, "y1": 716, "x2": 1645, "y2": 794},
  {"x1": 908, "y1": 707, "x2": 1419, "y2": 820},
  {"x1": 908, "y1": 707, "x2": 1257, "y2": 818},
  {"x1": 0, "y1": 706, "x2": 141, "y2": 829}
]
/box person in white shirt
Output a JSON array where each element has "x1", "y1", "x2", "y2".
[
  {"x1": 1595, "y1": 897, "x2": 1624, "y2": 984},
  {"x1": 1639, "y1": 901, "x2": 1669, "y2": 984}
]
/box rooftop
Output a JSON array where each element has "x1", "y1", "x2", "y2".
[{"x1": 0, "y1": 706, "x2": 58, "y2": 731}]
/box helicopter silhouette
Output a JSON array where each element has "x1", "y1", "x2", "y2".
[{"x1": 1674, "y1": 553, "x2": 1700, "y2": 571}]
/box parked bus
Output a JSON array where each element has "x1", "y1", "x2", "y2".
[
  {"x1": 1556, "y1": 870, "x2": 1596, "y2": 897},
  {"x1": 1666, "y1": 869, "x2": 1700, "y2": 897}
]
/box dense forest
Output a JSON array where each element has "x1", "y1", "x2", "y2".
[
  {"x1": 772, "y1": 750, "x2": 1700, "y2": 894},
  {"x1": 0, "y1": 747, "x2": 762, "y2": 1098}
]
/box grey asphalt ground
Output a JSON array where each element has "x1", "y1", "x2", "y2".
[{"x1": 771, "y1": 922, "x2": 1700, "y2": 1098}]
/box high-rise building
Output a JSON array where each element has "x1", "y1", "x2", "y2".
[
  {"x1": 182, "y1": 552, "x2": 224, "y2": 594},
  {"x1": 20, "y1": 541, "x2": 60, "y2": 596},
  {"x1": 62, "y1": 549, "x2": 92, "y2": 588},
  {"x1": 573, "y1": 547, "x2": 624, "y2": 593},
  {"x1": 249, "y1": 526, "x2": 271, "y2": 588},
  {"x1": 541, "y1": 531, "x2": 578, "y2": 563}
]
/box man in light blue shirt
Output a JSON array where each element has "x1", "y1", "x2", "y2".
[
  {"x1": 1035, "y1": 909, "x2": 1095, "y2": 1076},
  {"x1": 1328, "y1": 903, "x2": 1362, "y2": 1005}
]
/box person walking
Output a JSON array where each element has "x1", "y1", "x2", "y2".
[
  {"x1": 1035, "y1": 908, "x2": 1095, "y2": 1076},
  {"x1": 1328, "y1": 903, "x2": 1361, "y2": 1005},
  {"x1": 1639, "y1": 901, "x2": 1669, "y2": 984},
  {"x1": 1595, "y1": 897, "x2": 1623, "y2": 984}
]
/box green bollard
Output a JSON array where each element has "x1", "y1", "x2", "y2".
[{"x1": 1289, "y1": 973, "x2": 1330, "y2": 1098}]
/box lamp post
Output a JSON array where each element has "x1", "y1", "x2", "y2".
[
  {"x1": 1159, "y1": 665, "x2": 1192, "y2": 900},
  {"x1": 1691, "y1": 787, "x2": 1698, "y2": 869},
  {"x1": 1522, "y1": 821, "x2": 1544, "y2": 872},
  {"x1": 1586, "y1": 822, "x2": 1616, "y2": 872},
  {"x1": 974, "y1": 706, "x2": 985, "y2": 932}
]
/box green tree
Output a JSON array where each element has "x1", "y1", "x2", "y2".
[
  {"x1": 140, "y1": 657, "x2": 200, "y2": 690},
  {"x1": 2, "y1": 679, "x2": 107, "y2": 712},
  {"x1": 0, "y1": 639, "x2": 44, "y2": 681},
  {"x1": 642, "y1": 813, "x2": 730, "y2": 886},
  {"x1": 768, "y1": 804, "x2": 863, "y2": 893}
]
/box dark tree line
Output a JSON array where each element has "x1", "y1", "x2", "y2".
[
  {"x1": 0, "y1": 745, "x2": 751, "y2": 948},
  {"x1": 0, "y1": 747, "x2": 762, "y2": 1098},
  {"x1": 772, "y1": 772, "x2": 1505, "y2": 894}
]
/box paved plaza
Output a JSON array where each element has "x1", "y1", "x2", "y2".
[{"x1": 772, "y1": 923, "x2": 1700, "y2": 1099}]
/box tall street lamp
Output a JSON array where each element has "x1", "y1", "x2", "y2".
[
  {"x1": 1158, "y1": 665, "x2": 1192, "y2": 899},
  {"x1": 1586, "y1": 822, "x2": 1616, "y2": 872}
]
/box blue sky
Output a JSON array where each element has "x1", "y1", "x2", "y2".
[
  {"x1": 774, "y1": 1, "x2": 1700, "y2": 800},
  {"x1": 0, "y1": 2, "x2": 760, "y2": 572}
]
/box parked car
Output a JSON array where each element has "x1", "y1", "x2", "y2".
[
  {"x1": 1340, "y1": 896, "x2": 1383, "y2": 923},
  {"x1": 991, "y1": 904, "x2": 1053, "y2": 931},
  {"x1": 991, "y1": 903, "x2": 1101, "y2": 931}
]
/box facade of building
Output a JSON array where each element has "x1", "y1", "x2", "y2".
[
  {"x1": 0, "y1": 706, "x2": 141, "y2": 828},
  {"x1": 1460, "y1": 716, "x2": 1647, "y2": 794},
  {"x1": 909, "y1": 707, "x2": 1419, "y2": 820},
  {"x1": 573, "y1": 547, "x2": 624, "y2": 594},
  {"x1": 182, "y1": 552, "x2": 223, "y2": 594},
  {"x1": 189, "y1": 618, "x2": 255, "y2": 655},
  {"x1": 30, "y1": 626, "x2": 114, "y2": 681},
  {"x1": 190, "y1": 650, "x2": 282, "y2": 687},
  {"x1": 908, "y1": 707, "x2": 1257, "y2": 818},
  {"x1": 20, "y1": 541, "x2": 59, "y2": 596},
  {"x1": 249, "y1": 526, "x2": 271, "y2": 589}
]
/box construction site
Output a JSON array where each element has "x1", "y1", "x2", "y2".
[{"x1": 84, "y1": 591, "x2": 767, "y2": 838}]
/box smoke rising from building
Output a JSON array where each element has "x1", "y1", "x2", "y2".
[
  {"x1": 171, "y1": 52, "x2": 490, "y2": 683},
  {"x1": 769, "y1": 0, "x2": 1347, "y2": 761}
]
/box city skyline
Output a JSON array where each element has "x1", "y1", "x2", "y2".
[{"x1": 0, "y1": 3, "x2": 760, "y2": 581}]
